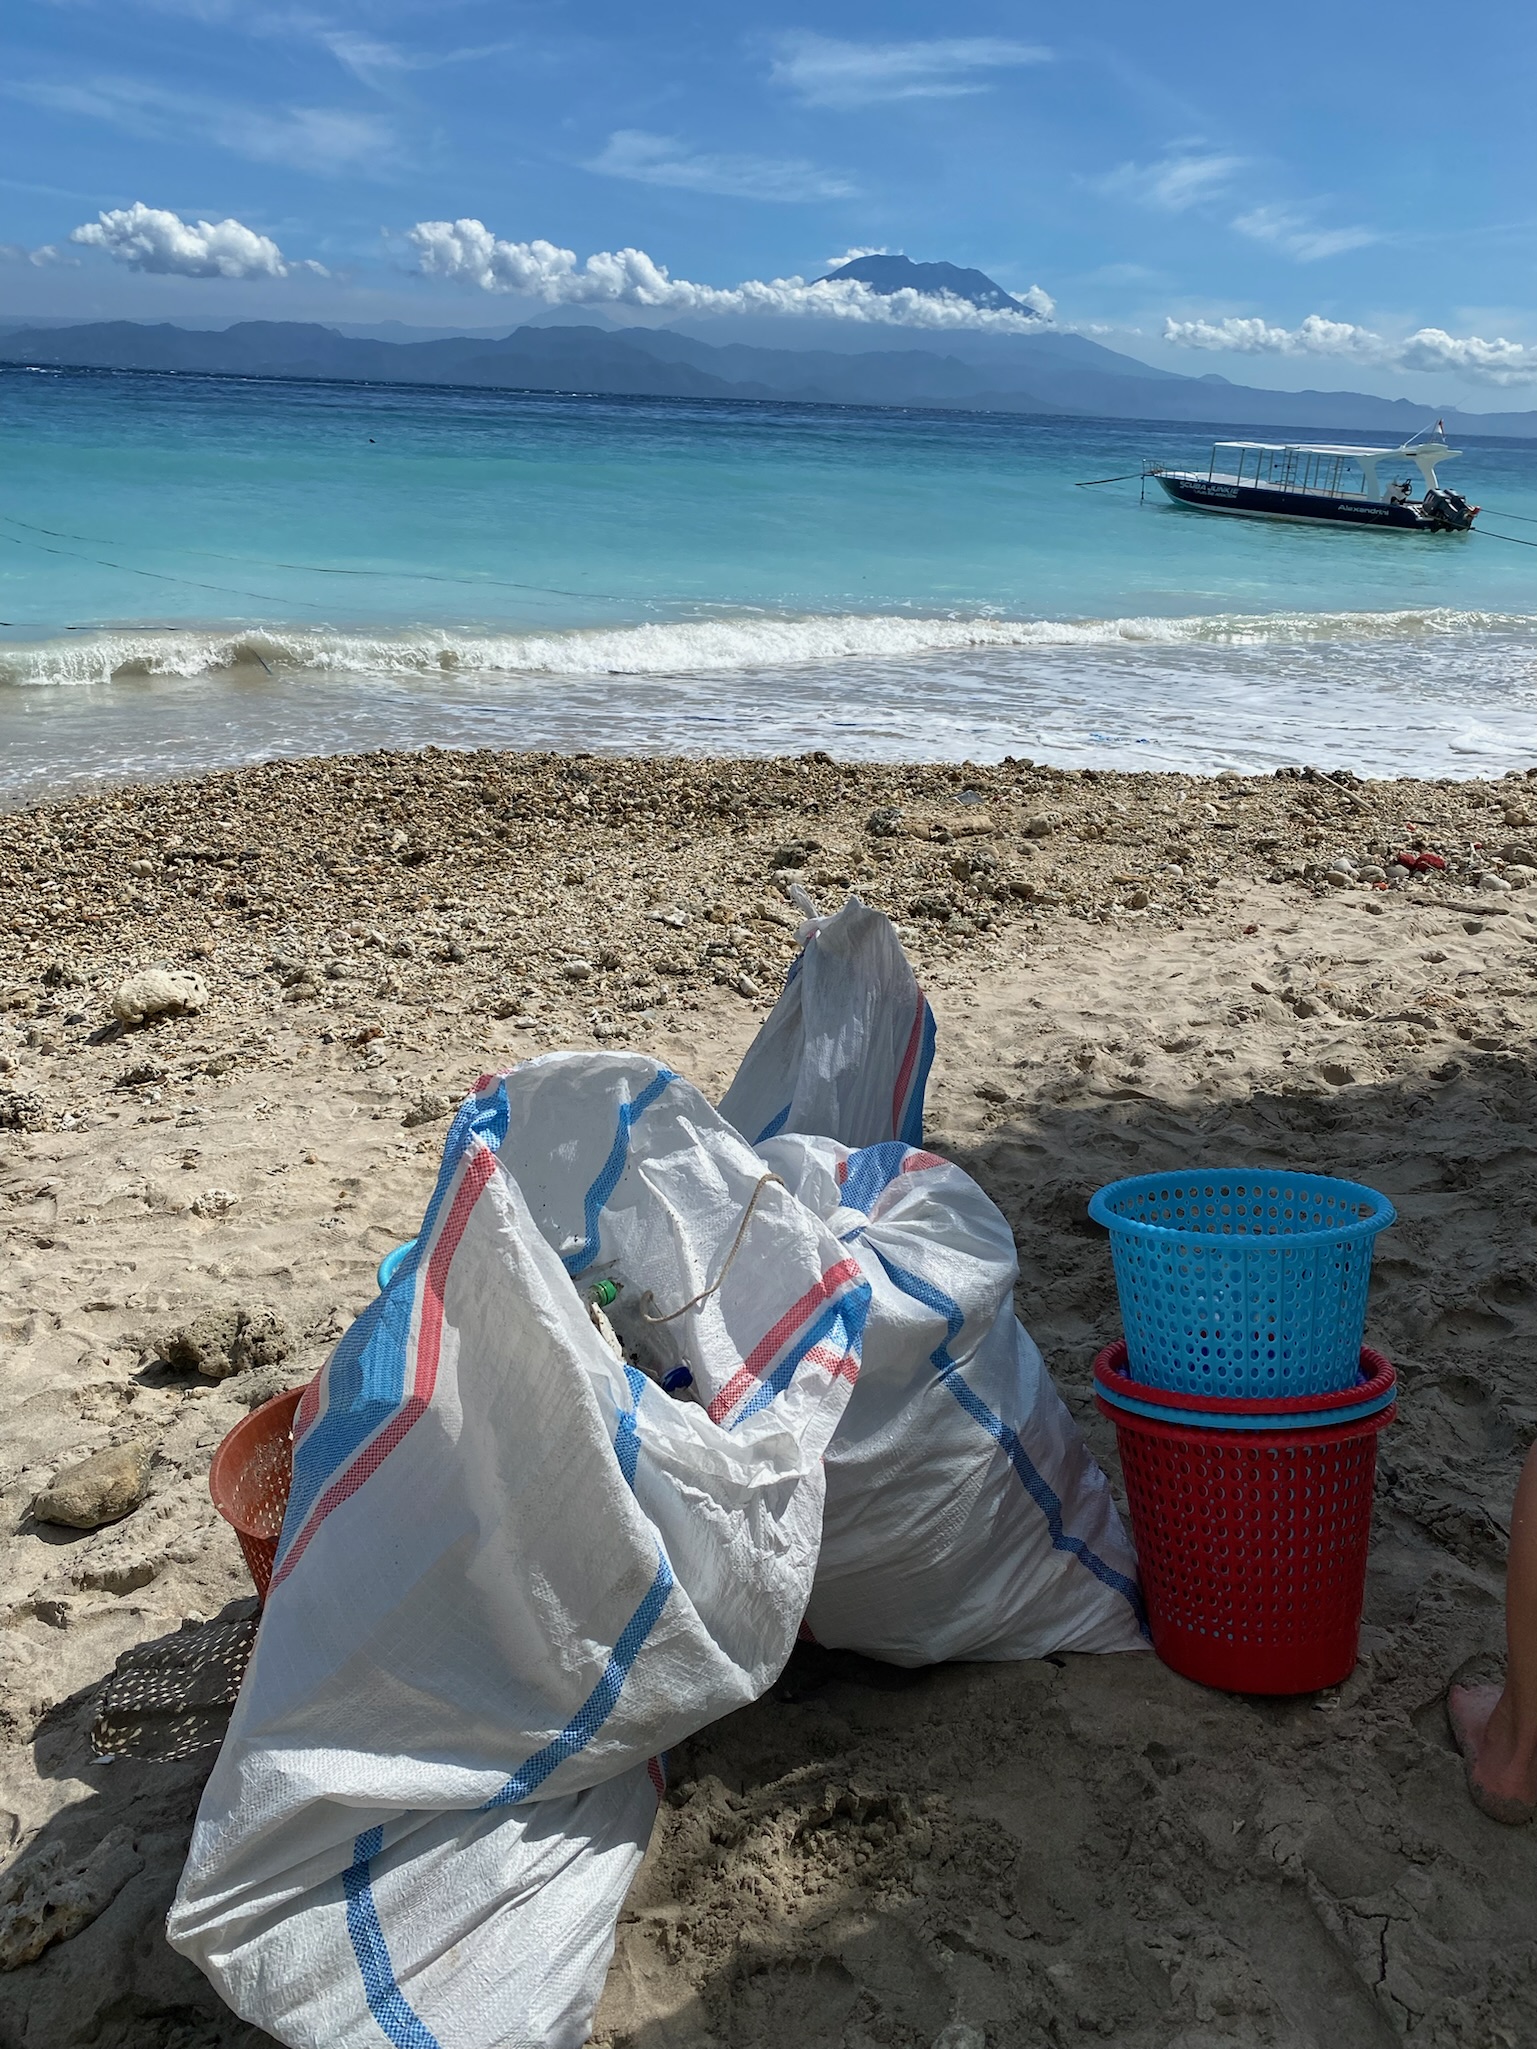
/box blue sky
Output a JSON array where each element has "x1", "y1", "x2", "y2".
[{"x1": 3, "y1": 0, "x2": 1535, "y2": 404}]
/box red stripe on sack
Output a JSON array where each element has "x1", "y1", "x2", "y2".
[
  {"x1": 800, "y1": 1337, "x2": 860, "y2": 1386},
  {"x1": 901, "y1": 1149, "x2": 945, "y2": 1173},
  {"x1": 890, "y1": 992, "x2": 926, "y2": 1133},
  {"x1": 706, "y1": 1256, "x2": 864, "y2": 1423},
  {"x1": 270, "y1": 1148, "x2": 498, "y2": 1591},
  {"x1": 647, "y1": 1757, "x2": 666, "y2": 1801},
  {"x1": 835, "y1": 1157, "x2": 849, "y2": 1186}
]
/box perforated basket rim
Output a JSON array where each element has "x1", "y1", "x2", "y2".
[
  {"x1": 1087, "y1": 1170, "x2": 1395, "y2": 1244},
  {"x1": 1092, "y1": 1340, "x2": 1395, "y2": 1418},
  {"x1": 208, "y1": 1385, "x2": 304, "y2": 1543}
]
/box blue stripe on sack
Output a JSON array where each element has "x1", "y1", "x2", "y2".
[
  {"x1": 614, "y1": 1366, "x2": 646, "y2": 1490},
  {"x1": 728, "y1": 1284, "x2": 871, "y2": 1427},
  {"x1": 282, "y1": 1084, "x2": 509, "y2": 1539},
  {"x1": 563, "y1": 1070, "x2": 677, "y2": 1278},
  {"x1": 874, "y1": 1251, "x2": 1147, "y2": 1631},
  {"x1": 753, "y1": 1103, "x2": 791, "y2": 1144},
  {"x1": 839, "y1": 1141, "x2": 913, "y2": 1219},
  {"x1": 481, "y1": 1549, "x2": 675, "y2": 1810},
  {"x1": 898, "y1": 1001, "x2": 937, "y2": 1148},
  {"x1": 342, "y1": 1827, "x2": 442, "y2": 2049},
  {"x1": 871, "y1": 1249, "x2": 965, "y2": 1373}
]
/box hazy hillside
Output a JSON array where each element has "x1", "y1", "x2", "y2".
[{"x1": 2, "y1": 316, "x2": 1533, "y2": 437}]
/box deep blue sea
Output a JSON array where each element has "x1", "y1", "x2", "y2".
[{"x1": 3, "y1": 365, "x2": 1535, "y2": 799}]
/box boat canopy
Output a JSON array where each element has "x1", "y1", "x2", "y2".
[{"x1": 1204, "y1": 436, "x2": 1459, "y2": 500}]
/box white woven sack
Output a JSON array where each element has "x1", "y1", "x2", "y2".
[
  {"x1": 722, "y1": 897, "x2": 1144, "y2": 1665},
  {"x1": 762, "y1": 1134, "x2": 1147, "y2": 1664},
  {"x1": 170, "y1": 1055, "x2": 869, "y2": 2048},
  {"x1": 718, "y1": 896, "x2": 935, "y2": 1151},
  {"x1": 171, "y1": 1764, "x2": 662, "y2": 2049}
]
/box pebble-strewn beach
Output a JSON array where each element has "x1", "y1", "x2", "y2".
[{"x1": 2, "y1": 751, "x2": 1536, "y2": 2047}]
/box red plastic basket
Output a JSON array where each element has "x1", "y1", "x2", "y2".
[
  {"x1": 1094, "y1": 1347, "x2": 1395, "y2": 1694},
  {"x1": 208, "y1": 1385, "x2": 305, "y2": 1601}
]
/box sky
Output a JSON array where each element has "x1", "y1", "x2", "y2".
[{"x1": 3, "y1": 0, "x2": 1535, "y2": 407}]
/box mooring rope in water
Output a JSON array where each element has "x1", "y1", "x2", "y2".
[{"x1": 0, "y1": 508, "x2": 644, "y2": 607}]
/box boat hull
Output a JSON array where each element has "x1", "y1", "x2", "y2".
[{"x1": 1154, "y1": 474, "x2": 1446, "y2": 529}]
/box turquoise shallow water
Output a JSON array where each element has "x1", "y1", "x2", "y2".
[{"x1": 2, "y1": 365, "x2": 1535, "y2": 796}]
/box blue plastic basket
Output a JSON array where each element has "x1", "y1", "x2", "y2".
[{"x1": 1087, "y1": 1171, "x2": 1395, "y2": 1397}]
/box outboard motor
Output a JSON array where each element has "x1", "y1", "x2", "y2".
[{"x1": 1422, "y1": 487, "x2": 1477, "y2": 531}]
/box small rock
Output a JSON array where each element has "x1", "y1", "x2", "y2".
[
  {"x1": 0, "y1": 1090, "x2": 47, "y2": 1132},
  {"x1": 1357, "y1": 864, "x2": 1386, "y2": 883},
  {"x1": 1292, "y1": 995, "x2": 1323, "y2": 1018},
  {"x1": 866, "y1": 806, "x2": 903, "y2": 837},
  {"x1": 1507, "y1": 865, "x2": 1537, "y2": 890},
  {"x1": 191, "y1": 1187, "x2": 240, "y2": 1219},
  {"x1": 160, "y1": 1304, "x2": 292, "y2": 1380},
  {"x1": 0, "y1": 1825, "x2": 144, "y2": 1969},
  {"x1": 1319, "y1": 1061, "x2": 1356, "y2": 1087},
  {"x1": 1023, "y1": 815, "x2": 1058, "y2": 839},
  {"x1": 932, "y1": 2029, "x2": 986, "y2": 2049},
  {"x1": 1123, "y1": 888, "x2": 1149, "y2": 911},
  {"x1": 115, "y1": 1060, "x2": 166, "y2": 1090},
  {"x1": 734, "y1": 974, "x2": 761, "y2": 999},
  {"x1": 403, "y1": 1091, "x2": 454, "y2": 1128},
  {"x1": 1478, "y1": 872, "x2": 1512, "y2": 893},
  {"x1": 110, "y1": 969, "x2": 208, "y2": 1026},
  {"x1": 33, "y1": 1441, "x2": 152, "y2": 1530},
  {"x1": 562, "y1": 960, "x2": 594, "y2": 982},
  {"x1": 648, "y1": 906, "x2": 689, "y2": 928}
]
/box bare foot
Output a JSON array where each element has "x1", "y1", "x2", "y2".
[{"x1": 1448, "y1": 1683, "x2": 1537, "y2": 1825}]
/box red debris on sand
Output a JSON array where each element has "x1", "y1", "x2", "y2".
[{"x1": 1396, "y1": 851, "x2": 1447, "y2": 873}]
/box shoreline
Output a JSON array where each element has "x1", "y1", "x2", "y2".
[{"x1": 2, "y1": 748, "x2": 1536, "y2": 2045}]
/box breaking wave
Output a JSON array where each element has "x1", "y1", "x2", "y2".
[{"x1": 3, "y1": 604, "x2": 1534, "y2": 689}]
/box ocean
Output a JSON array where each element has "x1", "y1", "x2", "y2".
[{"x1": 3, "y1": 364, "x2": 1535, "y2": 801}]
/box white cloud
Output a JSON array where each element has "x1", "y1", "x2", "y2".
[
  {"x1": 1093, "y1": 151, "x2": 1245, "y2": 212},
  {"x1": 1162, "y1": 312, "x2": 1537, "y2": 384},
  {"x1": 320, "y1": 31, "x2": 415, "y2": 86},
  {"x1": 12, "y1": 76, "x2": 391, "y2": 175},
  {"x1": 69, "y1": 202, "x2": 325, "y2": 279},
  {"x1": 1232, "y1": 206, "x2": 1377, "y2": 262},
  {"x1": 586, "y1": 131, "x2": 858, "y2": 203},
  {"x1": 770, "y1": 32, "x2": 1050, "y2": 109},
  {"x1": 408, "y1": 220, "x2": 1054, "y2": 328},
  {"x1": 0, "y1": 241, "x2": 71, "y2": 266},
  {"x1": 1398, "y1": 328, "x2": 1537, "y2": 381},
  {"x1": 1163, "y1": 313, "x2": 1380, "y2": 357}
]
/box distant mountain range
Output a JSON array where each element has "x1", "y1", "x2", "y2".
[{"x1": 3, "y1": 307, "x2": 1533, "y2": 439}]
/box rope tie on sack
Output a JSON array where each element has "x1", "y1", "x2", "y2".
[{"x1": 639, "y1": 1173, "x2": 784, "y2": 1324}]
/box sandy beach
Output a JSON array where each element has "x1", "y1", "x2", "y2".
[{"x1": 2, "y1": 747, "x2": 1536, "y2": 2047}]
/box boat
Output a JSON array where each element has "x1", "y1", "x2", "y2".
[{"x1": 1148, "y1": 422, "x2": 1478, "y2": 531}]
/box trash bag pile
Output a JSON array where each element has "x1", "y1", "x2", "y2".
[{"x1": 168, "y1": 900, "x2": 1145, "y2": 2049}]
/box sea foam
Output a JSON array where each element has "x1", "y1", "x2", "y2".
[{"x1": 2, "y1": 604, "x2": 1532, "y2": 689}]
